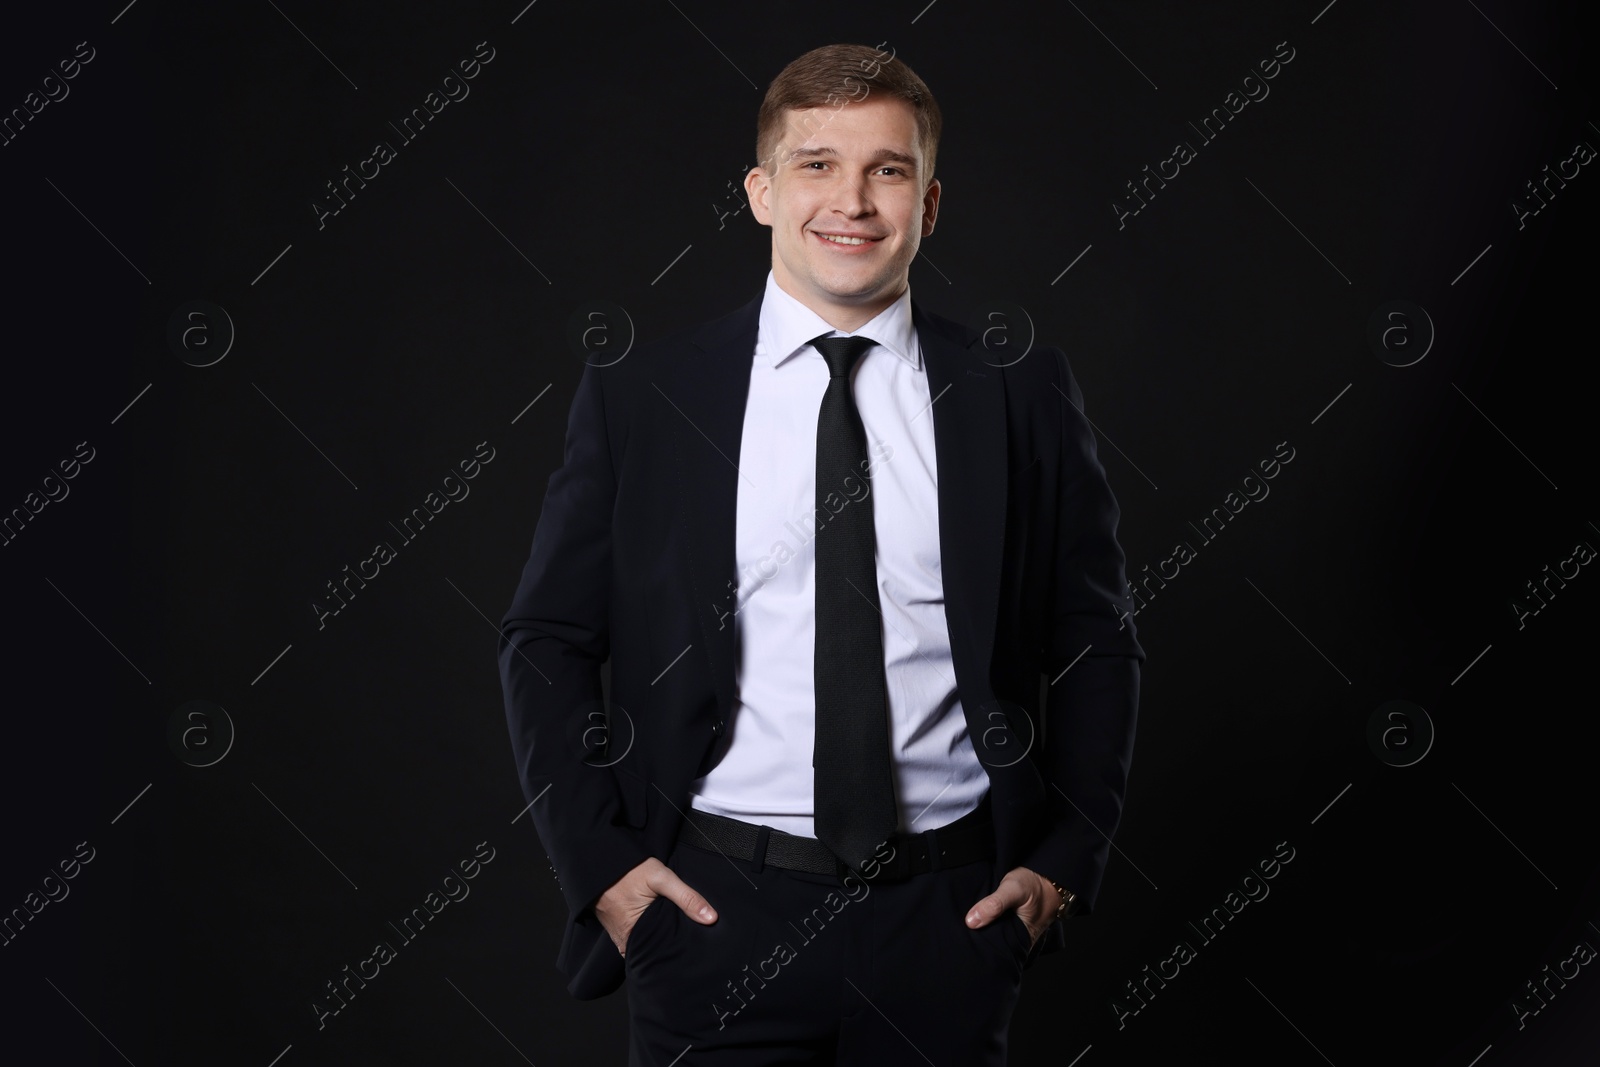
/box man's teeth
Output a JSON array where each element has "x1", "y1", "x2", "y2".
[{"x1": 820, "y1": 234, "x2": 873, "y2": 245}]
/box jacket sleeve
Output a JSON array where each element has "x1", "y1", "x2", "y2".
[
  {"x1": 1019, "y1": 347, "x2": 1144, "y2": 914},
  {"x1": 499, "y1": 360, "x2": 651, "y2": 923}
]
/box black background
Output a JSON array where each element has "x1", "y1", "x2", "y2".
[{"x1": 2, "y1": 1, "x2": 1596, "y2": 1063}]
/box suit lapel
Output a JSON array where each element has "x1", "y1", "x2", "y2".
[
  {"x1": 671, "y1": 290, "x2": 1008, "y2": 723},
  {"x1": 672, "y1": 292, "x2": 762, "y2": 720},
  {"x1": 915, "y1": 301, "x2": 1007, "y2": 697}
]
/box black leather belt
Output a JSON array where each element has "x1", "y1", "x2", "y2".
[{"x1": 678, "y1": 794, "x2": 994, "y2": 882}]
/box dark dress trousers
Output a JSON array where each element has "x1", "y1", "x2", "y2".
[{"x1": 498, "y1": 286, "x2": 1145, "y2": 1002}]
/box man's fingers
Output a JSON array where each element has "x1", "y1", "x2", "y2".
[
  {"x1": 964, "y1": 883, "x2": 1024, "y2": 927},
  {"x1": 602, "y1": 859, "x2": 716, "y2": 960},
  {"x1": 649, "y1": 866, "x2": 717, "y2": 924},
  {"x1": 963, "y1": 893, "x2": 1005, "y2": 927}
]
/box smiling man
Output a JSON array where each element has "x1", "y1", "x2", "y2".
[
  {"x1": 752, "y1": 87, "x2": 933, "y2": 331},
  {"x1": 499, "y1": 42, "x2": 1144, "y2": 1065}
]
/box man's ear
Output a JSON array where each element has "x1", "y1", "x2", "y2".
[
  {"x1": 921, "y1": 177, "x2": 941, "y2": 236},
  {"x1": 745, "y1": 166, "x2": 774, "y2": 226}
]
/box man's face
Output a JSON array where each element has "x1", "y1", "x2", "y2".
[{"x1": 745, "y1": 95, "x2": 940, "y2": 320}]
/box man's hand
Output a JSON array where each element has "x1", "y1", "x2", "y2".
[
  {"x1": 593, "y1": 857, "x2": 717, "y2": 957},
  {"x1": 965, "y1": 866, "x2": 1060, "y2": 951}
]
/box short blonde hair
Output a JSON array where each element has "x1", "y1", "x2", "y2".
[{"x1": 755, "y1": 43, "x2": 942, "y2": 189}]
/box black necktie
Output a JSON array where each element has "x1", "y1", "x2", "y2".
[{"x1": 810, "y1": 332, "x2": 898, "y2": 874}]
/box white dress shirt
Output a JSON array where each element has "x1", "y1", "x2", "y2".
[{"x1": 686, "y1": 271, "x2": 988, "y2": 837}]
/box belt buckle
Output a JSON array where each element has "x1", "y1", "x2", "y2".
[
  {"x1": 866, "y1": 838, "x2": 914, "y2": 883},
  {"x1": 836, "y1": 852, "x2": 902, "y2": 884},
  {"x1": 833, "y1": 837, "x2": 915, "y2": 884}
]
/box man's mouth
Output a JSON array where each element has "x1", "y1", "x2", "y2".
[{"x1": 813, "y1": 231, "x2": 884, "y2": 247}]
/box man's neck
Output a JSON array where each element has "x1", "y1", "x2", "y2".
[{"x1": 773, "y1": 272, "x2": 906, "y2": 334}]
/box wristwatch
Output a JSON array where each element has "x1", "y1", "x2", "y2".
[{"x1": 1047, "y1": 878, "x2": 1078, "y2": 921}]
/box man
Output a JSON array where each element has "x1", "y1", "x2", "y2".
[{"x1": 499, "y1": 42, "x2": 1143, "y2": 1064}]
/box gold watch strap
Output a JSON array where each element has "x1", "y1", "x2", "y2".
[{"x1": 1047, "y1": 878, "x2": 1078, "y2": 920}]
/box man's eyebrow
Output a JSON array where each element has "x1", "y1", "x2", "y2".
[{"x1": 786, "y1": 145, "x2": 919, "y2": 169}]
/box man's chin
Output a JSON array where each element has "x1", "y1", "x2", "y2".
[{"x1": 809, "y1": 272, "x2": 893, "y2": 304}]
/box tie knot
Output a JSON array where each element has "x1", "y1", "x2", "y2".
[{"x1": 811, "y1": 334, "x2": 876, "y2": 379}]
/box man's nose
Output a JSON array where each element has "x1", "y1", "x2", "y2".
[{"x1": 827, "y1": 174, "x2": 876, "y2": 217}]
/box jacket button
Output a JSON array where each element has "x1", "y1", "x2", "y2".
[{"x1": 711, "y1": 720, "x2": 725, "y2": 737}]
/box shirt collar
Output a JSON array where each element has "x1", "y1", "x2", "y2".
[{"x1": 757, "y1": 269, "x2": 920, "y2": 371}]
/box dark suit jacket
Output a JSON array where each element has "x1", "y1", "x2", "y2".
[{"x1": 499, "y1": 286, "x2": 1144, "y2": 1000}]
